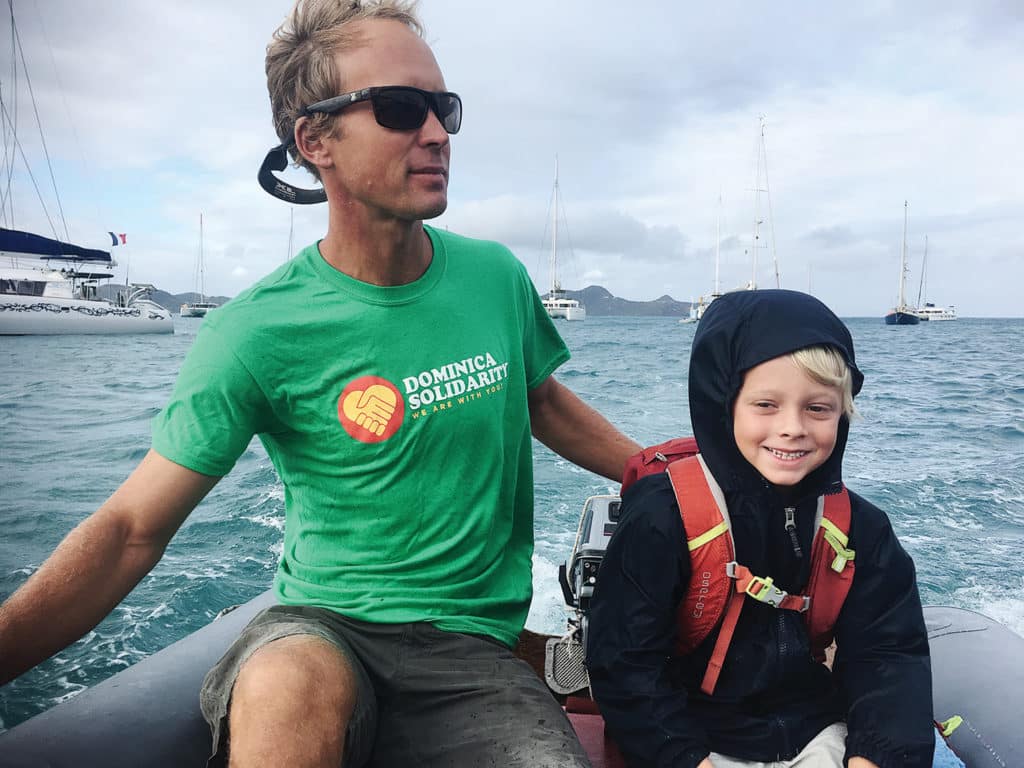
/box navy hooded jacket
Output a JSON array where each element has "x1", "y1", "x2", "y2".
[{"x1": 586, "y1": 290, "x2": 934, "y2": 768}]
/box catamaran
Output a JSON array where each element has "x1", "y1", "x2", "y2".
[
  {"x1": 541, "y1": 160, "x2": 585, "y2": 321},
  {"x1": 913, "y1": 236, "x2": 957, "y2": 321},
  {"x1": 0, "y1": 228, "x2": 172, "y2": 335}
]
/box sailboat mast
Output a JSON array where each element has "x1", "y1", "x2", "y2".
[
  {"x1": 714, "y1": 194, "x2": 721, "y2": 295},
  {"x1": 287, "y1": 208, "x2": 294, "y2": 261},
  {"x1": 916, "y1": 235, "x2": 928, "y2": 307},
  {"x1": 751, "y1": 129, "x2": 761, "y2": 291},
  {"x1": 199, "y1": 213, "x2": 206, "y2": 303},
  {"x1": 897, "y1": 200, "x2": 908, "y2": 308},
  {"x1": 549, "y1": 157, "x2": 559, "y2": 295},
  {"x1": 761, "y1": 118, "x2": 780, "y2": 288},
  {"x1": 750, "y1": 116, "x2": 779, "y2": 290}
]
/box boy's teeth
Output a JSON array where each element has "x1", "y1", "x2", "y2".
[{"x1": 768, "y1": 448, "x2": 809, "y2": 459}]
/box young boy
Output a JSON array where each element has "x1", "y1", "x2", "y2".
[{"x1": 586, "y1": 289, "x2": 935, "y2": 767}]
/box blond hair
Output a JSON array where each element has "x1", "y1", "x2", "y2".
[
  {"x1": 265, "y1": 0, "x2": 423, "y2": 179},
  {"x1": 789, "y1": 345, "x2": 857, "y2": 419}
]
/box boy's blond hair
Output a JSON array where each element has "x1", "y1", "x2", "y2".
[
  {"x1": 265, "y1": 0, "x2": 423, "y2": 179},
  {"x1": 789, "y1": 345, "x2": 857, "y2": 419}
]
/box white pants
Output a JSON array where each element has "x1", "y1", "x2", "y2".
[{"x1": 709, "y1": 722, "x2": 847, "y2": 767}]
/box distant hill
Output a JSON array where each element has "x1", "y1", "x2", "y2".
[
  {"x1": 101, "y1": 283, "x2": 689, "y2": 317},
  {"x1": 557, "y1": 286, "x2": 692, "y2": 317},
  {"x1": 98, "y1": 284, "x2": 232, "y2": 313}
]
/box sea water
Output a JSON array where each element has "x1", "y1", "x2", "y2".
[{"x1": 1, "y1": 316, "x2": 1022, "y2": 730}]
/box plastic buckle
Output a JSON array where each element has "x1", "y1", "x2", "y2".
[{"x1": 744, "y1": 575, "x2": 789, "y2": 608}]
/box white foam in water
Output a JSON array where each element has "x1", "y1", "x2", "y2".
[
  {"x1": 51, "y1": 680, "x2": 87, "y2": 704},
  {"x1": 178, "y1": 564, "x2": 233, "y2": 581},
  {"x1": 244, "y1": 511, "x2": 285, "y2": 532},
  {"x1": 953, "y1": 578, "x2": 1024, "y2": 637},
  {"x1": 527, "y1": 554, "x2": 574, "y2": 636},
  {"x1": 145, "y1": 602, "x2": 174, "y2": 620}
]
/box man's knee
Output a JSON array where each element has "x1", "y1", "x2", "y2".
[
  {"x1": 217, "y1": 633, "x2": 375, "y2": 767},
  {"x1": 232, "y1": 634, "x2": 358, "y2": 722}
]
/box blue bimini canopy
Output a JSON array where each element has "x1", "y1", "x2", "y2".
[{"x1": 0, "y1": 227, "x2": 112, "y2": 263}]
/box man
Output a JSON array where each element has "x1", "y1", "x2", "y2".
[{"x1": 0, "y1": 1, "x2": 639, "y2": 766}]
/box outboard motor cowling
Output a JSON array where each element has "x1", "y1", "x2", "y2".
[{"x1": 547, "y1": 495, "x2": 621, "y2": 695}]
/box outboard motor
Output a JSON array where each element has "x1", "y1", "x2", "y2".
[{"x1": 545, "y1": 494, "x2": 622, "y2": 696}]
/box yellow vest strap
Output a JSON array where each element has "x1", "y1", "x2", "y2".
[
  {"x1": 821, "y1": 518, "x2": 855, "y2": 573},
  {"x1": 688, "y1": 521, "x2": 729, "y2": 552}
]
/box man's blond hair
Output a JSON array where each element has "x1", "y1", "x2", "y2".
[
  {"x1": 265, "y1": 0, "x2": 422, "y2": 179},
  {"x1": 789, "y1": 345, "x2": 857, "y2": 419}
]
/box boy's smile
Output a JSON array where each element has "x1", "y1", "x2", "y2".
[{"x1": 732, "y1": 356, "x2": 842, "y2": 486}]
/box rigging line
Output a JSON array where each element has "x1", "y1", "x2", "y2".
[
  {"x1": 922, "y1": 235, "x2": 928, "y2": 303},
  {"x1": 0, "y1": 97, "x2": 59, "y2": 237},
  {"x1": 749, "y1": 120, "x2": 762, "y2": 290},
  {"x1": 555, "y1": 180, "x2": 581, "y2": 289},
  {"x1": 537, "y1": 181, "x2": 556, "y2": 290},
  {"x1": 1, "y1": 82, "x2": 14, "y2": 226},
  {"x1": 760, "y1": 119, "x2": 780, "y2": 289},
  {"x1": 2, "y1": 2, "x2": 18, "y2": 226},
  {"x1": 32, "y1": 0, "x2": 103, "y2": 228},
  {"x1": 11, "y1": 3, "x2": 70, "y2": 241}
]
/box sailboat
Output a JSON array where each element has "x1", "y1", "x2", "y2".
[
  {"x1": 686, "y1": 119, "x2": 780, "y2": 324},
  {"x1": 884, "y1": 201, "x2": 920, "y2": 325},
  {"x1": 541, "y1": 160, "x2": 585, "y2": 321},
  {"x1": 179, "y1": 214, "x2": 218, "y2": 318},
  {"x1": 684, "y1": 195, "x2": 724, "y2": 323},
  {"x1": 913, "y1": 236, "x2": 957, "y2": 321}
]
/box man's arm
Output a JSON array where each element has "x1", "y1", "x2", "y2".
[
  {"x1": 527, "y1": 376, "x2": 640, "y2": 482},
  {"x1": 0, "y1": 450, "x2": 220, "y2": 685}
]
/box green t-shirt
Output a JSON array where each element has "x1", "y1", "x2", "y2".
[{"x1": 152, "y1": 226, "x2": 569, "y2": 646}]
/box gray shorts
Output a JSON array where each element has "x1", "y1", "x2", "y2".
[{"x1": 200, "y1": 604, "x2": 590, "y2": 768}]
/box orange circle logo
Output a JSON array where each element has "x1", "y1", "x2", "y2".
[{"x1": 337, "y1": 376, "x2": 405, "y2": 443}]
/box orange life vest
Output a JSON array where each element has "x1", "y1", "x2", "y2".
[{"x1": 666, "y1": 455, "x2": 856, "y2": 695}]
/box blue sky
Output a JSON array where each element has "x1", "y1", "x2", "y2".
[{"x1": 4, "y1": 0, "x2": 1022, "y2": 316}]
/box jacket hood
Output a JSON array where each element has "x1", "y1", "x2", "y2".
[{"x1": 688, "y1": 289, "x2": 863, "y2": 497}]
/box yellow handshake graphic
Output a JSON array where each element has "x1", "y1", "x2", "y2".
[{"x1": 342, "y1": 384, "x2": 398, "y2": 437}]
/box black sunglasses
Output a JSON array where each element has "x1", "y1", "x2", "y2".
[{"x1": 303, "y1": 86, "x2": 462, "y2": 134}]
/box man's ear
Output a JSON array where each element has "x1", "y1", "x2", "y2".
[{"x1": 294, "y1": 116, "x2": 334, "y2": 171}]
